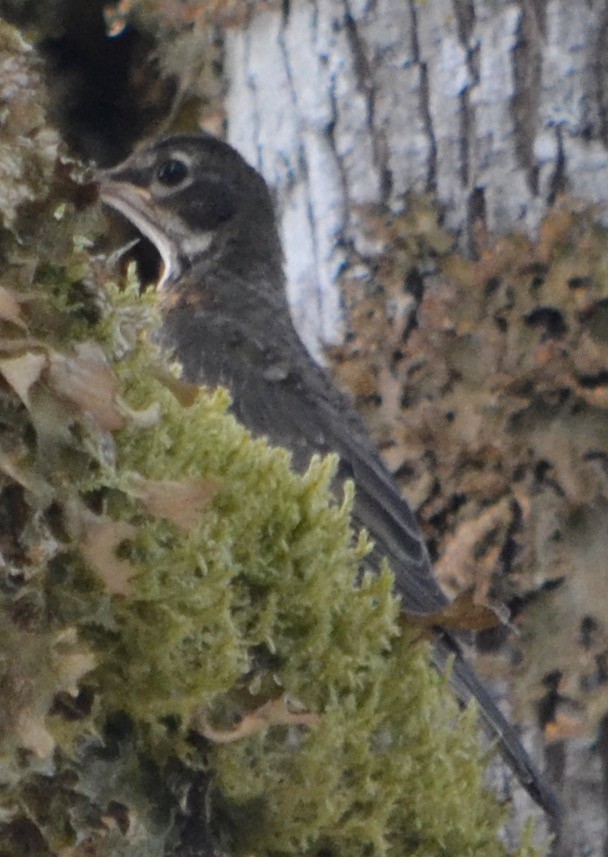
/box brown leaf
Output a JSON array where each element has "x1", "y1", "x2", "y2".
[
  {"x1": 195, "y1": 696, "x2": 320, "y2": 744},
  {"x1": 403, "y1": 587, "x2": 509, "y2": 633},
  {"x1": 0, "y1": 337, "x2": 44, "y2": 355},
  {"x1": 126, "y1": 473, "x2": 218, "y2": 532},
  {"x1": 0, "y1": 351, "x2": 46, "y2": 406},
  {"x1": 575, "y1": 384, "x2": 608, "y2": 410},
  {"x1": 151, "y1": 365, "x2": 201, "y2": 406},
  {"x1": 46, "y1": 348, "x2": 125, "y2": 431}
]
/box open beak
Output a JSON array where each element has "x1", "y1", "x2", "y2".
[{"x1": 97, "y1": 172, "x2": 180, "y2": 286}]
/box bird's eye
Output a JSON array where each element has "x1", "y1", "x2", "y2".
[{"x1": 156, "y1": 159, "x2": 189, "y2": 186}]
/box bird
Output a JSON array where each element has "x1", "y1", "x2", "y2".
[{"x1": 98, "y1": 132, "x2": 559, "y2": 817}]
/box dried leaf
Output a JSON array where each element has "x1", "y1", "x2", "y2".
[
  {"x1": 575, "y1": 384, "x2": 608, "y2": 409},
  {"x1": 126, "y1": 472, "x2": 218, "y2": 532},
  {"x1": 152, "y1": 365, "x2": 201, "y2": 406},
  {"x1": 196, "y1": 696, "x2": 320, "y2": 744},
  {"x1": 0, "y1": 337, "x2": 45, "y2": 355},
  {"x1": 0, "y1": 351, "x2": 46, "y2": 406},
  {"x1": 0, "y1": 285, "x2": 27, "y2": 328},
  {"x1": 116, "y1": 398, "x2": 161, "y2": 427},
  {"x1": 403, "y1": 587, "x2": 508, "y2": 633},
  {"x1": 47, "y1": 350, "x2": 125, "y2": 431}
]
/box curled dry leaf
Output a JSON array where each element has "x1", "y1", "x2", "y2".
[
  {"x1": 115, "y1": 397, "x2": 161, "y2": 428},
  {"x1": 126, "y1": 472, "x2": 218, "y2": 533},
  {"x1": 403, "y1": 587, "x2": 509, "y2": 633},
  {"x1": 196, "y1": 696, "x2": 320, "y2": 744},
  {"x1": 0, "y1": 338, "x2": 43, "y2": 355},
  {"x1": 575, "y1": 384, "x2": 608, "y2": 410},
  {"x1": 6, "y1": 628, "x2": 95, "y2": 760},
  {"x1": 0, "y1": 340, "x2": 125, "y2": 432},
  {"x1": 47, "y1": 349, "x2": 125, "y2": 432},
  {"x1": 0, "y1": 351, "x2": 46, "y2": 406}
]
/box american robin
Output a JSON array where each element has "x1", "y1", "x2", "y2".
[{"x1": 99, "y1": 133, "x2": 558, "y2": 817}]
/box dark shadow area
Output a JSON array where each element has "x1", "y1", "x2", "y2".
[{"x1": 0, "y1": 0, "x2": 174, "y2": 164}]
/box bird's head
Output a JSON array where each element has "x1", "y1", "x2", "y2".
[{"x1": 98, "y1": 134, "x2": 284, "y2": 293}]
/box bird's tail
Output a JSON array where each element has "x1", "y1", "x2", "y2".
[{"x1": 438, "y1": 637, "x2": 561, "y2": 818}]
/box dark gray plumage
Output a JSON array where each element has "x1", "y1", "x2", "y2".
[{"x1": 99, "y1": 133, "x2": 559, "y2": 817}]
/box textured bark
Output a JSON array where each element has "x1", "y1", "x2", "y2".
[
  {"x1": 223, "y1": 2, "x2": 608, "y2": 854},
  {"x1": 225, "y1": 0, "x2": 608, "y2": 349}
]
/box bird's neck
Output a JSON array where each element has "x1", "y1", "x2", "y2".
[
  {"x1": 156, "y1": 256, "x2": 304, "y2": 388},
  {"x1": 162, "y1": 252, "x2": 289, "y2": 325}
]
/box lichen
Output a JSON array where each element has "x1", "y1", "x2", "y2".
[{"x1": 333, "y1": 196, "x2": 608, "y2": 741}]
